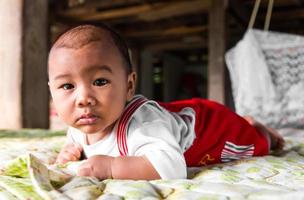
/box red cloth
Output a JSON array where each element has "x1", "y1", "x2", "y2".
[{"x1": 159, "y1": 98, "x2": 269, "y2": 167}]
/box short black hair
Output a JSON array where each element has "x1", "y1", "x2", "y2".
[{"x1": 51, "y1": 24, "x2": 132, "y2": 74}]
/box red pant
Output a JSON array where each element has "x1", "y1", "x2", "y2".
[{"x1": 159, "y1": 98, "x2": 269, "y2": 167}]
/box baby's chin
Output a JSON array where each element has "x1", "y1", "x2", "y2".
[
  {"x1": 77, "y1": 125, "x2": 112, "y2": 135},
  {"x1": 78, "y1": 126, "x2": 101, "y2": 134}
]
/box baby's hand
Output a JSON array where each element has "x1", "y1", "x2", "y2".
[
  {"x1": 77, "y1": 155, "x2": 113, "y2": 180},
  {"x1": 56, "y1": 143, "x2": 83, "y2": 164}
]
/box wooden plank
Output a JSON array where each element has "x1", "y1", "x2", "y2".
[
  {"x1": 57, "y1": 7, "x2": 96, "y2": 17},
  {"x1": 0, "y1": 0, "x2": 23, "y2": 129},
  {"x1": 66, "y1": 0, "x2": 142, "y2": 9},
  {"x1": 137, "y1": 0, "x2": 210, "y2": 22},
  {"x1": 208, "y1": 0, "x2": 227, "y2": 104},
  {"x1": 125, "y1": 25, "x2": 207, "y2": 39},
  {"x1": 59, "y1": 0, "x2": 210, "y2": 22},
  {"x1": 61, "y1": 3, "x2": 160, "y2": 21},
  {"x1": 55, "y1": 0, "x2": 144, "y2": 21},
  {"x1": 0, "y1": 0, "x2": 49, "y2": 129},
  {"x1": 145, "y1": 38, "x2": 207, "y2": 52},
  {"x1": 22, "y1": 0, "x2": 49, "y2": 128}
]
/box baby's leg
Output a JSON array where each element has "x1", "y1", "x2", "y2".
[
  {"x1": 163, "y1": 98, "x2": 271, "y2": 166},
  {"x1": 243, "y1": 116, "x2": 285, "y2": 151}
]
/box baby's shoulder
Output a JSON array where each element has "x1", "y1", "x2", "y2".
[{"x1": 131, "y1": 101, "x2": 170, "y2": 124}]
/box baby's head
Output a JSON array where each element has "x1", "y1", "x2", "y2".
[
  {"x1": 50, "y1": 24, "x2": 133, "y2": 74},
  {"x1": 48, "y1": 24, "x2": 136, "y2": 136}
]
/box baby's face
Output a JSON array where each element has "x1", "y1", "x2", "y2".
[{"x1": 48, "y1": 41, "x2": 136, "y2": 136}]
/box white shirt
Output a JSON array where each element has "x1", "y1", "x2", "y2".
[{"x1": 67, "y1": 97, "x2": 196, "y2": 179}]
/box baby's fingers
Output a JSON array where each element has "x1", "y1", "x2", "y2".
[
  {"x1": 55, "y1": 156, "x2": 70, "y2": 164},
  {"x1": 55, "y1": 143, "x2": 83, "y2": 164},
  {"x1": 56, "y1": 151, "x2": 78, "y2": 164},
  {"x1": 61, "y1": 143, "x2": 83, "y2": 158}
]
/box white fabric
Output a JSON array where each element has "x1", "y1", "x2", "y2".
[
  {"x1": 225, "y1": 29, "x2": 304, "y2": 128},
  {"x1": 67, "y1": 98, "x2": 196, "y2": 179}
]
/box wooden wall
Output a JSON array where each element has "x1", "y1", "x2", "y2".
[{"x1": 0, "y1": 0, "x2": 49, "y2": 129}]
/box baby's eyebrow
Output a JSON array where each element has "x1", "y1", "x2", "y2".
[
  {"x1": 89, "y1": 65, "x2": 113, "y2": 74},
  {"x1": 53, "y1": 74, "x2": 70, "y2": 81}
]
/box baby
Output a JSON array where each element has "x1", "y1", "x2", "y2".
[{"x1": 48, "y1": 24, "x2": 284, "y2": 180}]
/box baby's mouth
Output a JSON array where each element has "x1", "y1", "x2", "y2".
[{"x1": 77, "y1": 113, "x2": 99, "y2": 125}]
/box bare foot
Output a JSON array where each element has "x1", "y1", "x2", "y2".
[{"x1": 243, "y1": 116, "x2": 285, "y2": 151}]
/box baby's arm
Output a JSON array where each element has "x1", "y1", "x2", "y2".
[
  {"x1": 77, "y1": 155, "x2": 160, "y2": 180},
  {"x1": 56, "y1": 143, "x2": 83, "y2": 164}
]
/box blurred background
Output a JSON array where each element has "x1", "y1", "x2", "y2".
[{"x1": 0, "y1": 0, "x2": 303, "y2": 130}]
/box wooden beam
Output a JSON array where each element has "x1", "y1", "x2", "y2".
[
  {"x1": 137, "y1": 0, "x2": 210, "y2": 22},
  {"x1": 22, "y1": 0, "x2": 49, "y2": 128},
  {"x1": 59, "y1": 3, "x2": 162, "y2": 21},
  {"x1": 117, "y1": 13, "x2": 207, "y2": 34},
  {"x1": 125, "y1": 25, "x2": 207, "y2": 39},
  {"x1": 145, "y1": 38, "x2": 207, "y2": 52},
  {"x1": 0, "y1": 0, "x2": 23, "y2": 129},
  {"x1": 67, "y1": 0, "x2": 142, "y2": 9},
  {"x1": 0, "y1": 0, "x2": 49, "y2": 129},
  {"x1": 57, "y1": 7, "x2": 96, "y2": 17},
  {"x1": 55, "y1": 0, "x2": 149, "y2": 22},
  {"x1": 208, "y1": 0, "x2": 227, "y2": 104},
  {"x1": 58, "y1": 0, "x2": 210, "y2": 22}
]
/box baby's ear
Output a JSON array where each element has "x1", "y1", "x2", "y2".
[{"x1": 126, "y1": 72, "x2": 137, "y2": 101}]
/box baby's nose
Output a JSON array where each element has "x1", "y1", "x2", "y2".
[{"x1": 76, "y1": 87, "x2": 96, "y2": 107}]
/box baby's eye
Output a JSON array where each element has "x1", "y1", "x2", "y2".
[
  {"x1": 60, "y1": 83, "x2": 74, "y2": 90},
  {"x1": 93, "y1": 78, "x2": 109, "y2": 86}
]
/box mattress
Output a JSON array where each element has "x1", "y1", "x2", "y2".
[{"x1": 0, "y1": 128, "x2": 303, "y2": 200}]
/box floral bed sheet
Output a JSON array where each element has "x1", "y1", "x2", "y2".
[{"x1": 0, "y1": 128, "x2": 303, "y2": 200}]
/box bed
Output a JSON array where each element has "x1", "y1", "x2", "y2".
[{"x1": 0, "y1": 128, "x2": 303, "y2": 200}]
